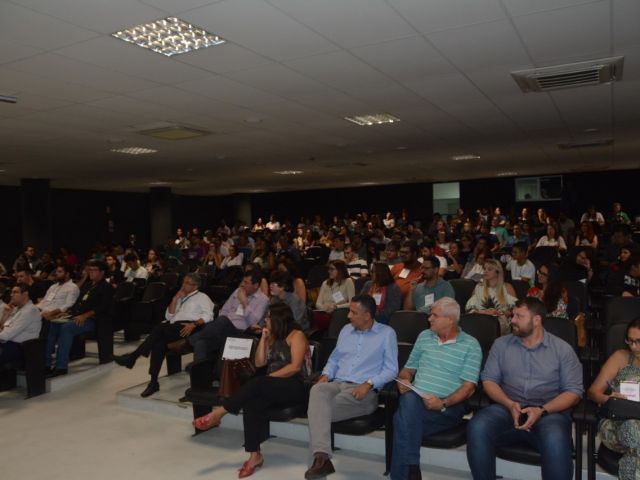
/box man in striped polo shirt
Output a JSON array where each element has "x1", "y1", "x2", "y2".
[{"x1": 390, "y1": 297, "x2": 482, "y2": 480}]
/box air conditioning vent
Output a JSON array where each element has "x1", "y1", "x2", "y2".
[
  {"x1": 557, "y1": 138, "x2": 613, "y2": 149},
  {"x1": 511, "y1": 56, "x2": 624, "y2": 93}
]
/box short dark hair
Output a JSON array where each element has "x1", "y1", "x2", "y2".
[
  {"x1": 87, "y1": 260, "x2": 107, "y2": 272},
  {"x1": 421, "y1": 255, "x2": 439, "y2": 269},
  {"x1": 184, "y1": 273, "x2": 202, "y2": 288},
  {"x1": 512, "y1": 242, "x2": 528, "y2": 253},
  {"x1": 56, "y1": 264, "x2": 73, "y2": 275},
  {"x1": 352, "y1": 294, "x2": 376, "y2": 318},
  {"x1": 401, "y1": 240, "x2": 419, "y2": 256},
  {"x1": 123, "y1": 253, "x2": 139, "y2": 263},
  {"x1": 269, "y1": 270, "x2": 293, "y2": 292},
  {"x1": 13, "y1": 282, "x2": 30, "y2": 295},
  {"x1": 244, "y1": 269, "x2": 263, "y2": 286},
  {"x1": 625, "y1": 317, "x2": 640, "y2": 348},
  {"x1": 515, "y1": 297, "x2": 547, "y2": 320},
  {"x1": 15, "y1": 268, "x2": 34, "y2": 276}
]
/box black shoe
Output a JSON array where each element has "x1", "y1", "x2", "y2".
[
  {"x1": 304, "y1": 454, "x2": 335, "y2": 479},
  {"x1": 140, "y1": 381, "x2": 159, "y2": 398},
  {"x1": 46, "y1": 368, "x2": 68, "y2": 378},
  {"x1": 114, "y1": 353, "x2": 137, "y2": 369}
]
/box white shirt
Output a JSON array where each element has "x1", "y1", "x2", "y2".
[
  {"x1": 0, "y1": 301, "x2": 41, "y2": 343},
  {"x1": 124, "y1": 266, "x2": 149, "y2": 282},
  {"x1": 221, "y1": 253, "x2": 244, "y2": 269},
  {"x1": 536, "y1": 236, "x2": 567, "y2": 250},
  {"x1": 37, "y1": 280, "x2": 80, "y2": 312},
  {"x1": 328, "y1": 249, "x2": 345, "y2": 262},
  {"x1": 165, "y1": 291, "x2": 214, "y2": 324},
  {"x1": 506, "y1": 259, "x2": 536, "y2": 283}
]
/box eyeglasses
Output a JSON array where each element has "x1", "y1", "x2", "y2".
[
  {"x1": 537, "y1": 270, "x2": 549, "y2": 277},
  {"x1": 625, "y1": 338, "x2": 640, "y2": 347}
]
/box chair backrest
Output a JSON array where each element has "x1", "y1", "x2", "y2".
[
  {"x1": 306, "y1": 265, "x2": 329, "y2": 289},
  {"x1": 509, "y1": 279, "x2": 529, "y2": 301},
  {"x1": 159, "y1": 272, "x2": 180, "y2": 290},
  {"x1": 544, "y1": 316, "x2": 577, "y2": 350},
  {"x1": 113, "y1": 281, "x2": 135, "y2": 302},
  {"x1": 132, "y1": 277, "x2": 147, "y2": 289},
  {"x1": 354, "y1": 276, "x2": 369, "y2": 295},
  {"x1": 203, "y1": 285, "x2": 231, "y2": 305},
  {"x1": 327, "y1": 308, "x2": 350, "y2": 338},
  {"x1": 459, "y1": 313, "x2": 500, "y2": 366},
  {"x1": 397, "y1": 341, "x2": 414, "y2": 368},
  {"x1": 309, "y1": 340, "x2": 322, "y2": 372},
  {"x1": 389, "y1": 310, "x2": 429, "y2": 344},
  {"x1": 529, "y1": 246, "x2": 559, "y2": 269},
  {"x1": 449, "y1": 279, "x2": 476, "y2": 309},
  {"x1": 142, "y1": 282, "x2": 166, "y2": 302},
  {"x1": 563, "y1": 280, "x2": 588, "y2": 313},
  {"x1": 164, "y1": 256, "x2": 181, "y2": 271},
  {"x1": 605, "y1": 323, "x2": 629, "y2": 358},
  {"x1": 606, "y1": 297, "x2": 640, "y2": 327}
]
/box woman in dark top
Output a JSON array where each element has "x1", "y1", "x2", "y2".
[
  {"x1": 192, "y1": 303, "x2": 310, "y2": 478},
  {"x1": 359, "y1": 262, "x2": 402, "y2": 324}
]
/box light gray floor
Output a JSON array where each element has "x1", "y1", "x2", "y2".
[{"x1": 0, "y1": 341, "x2": 472, "y2": 480}]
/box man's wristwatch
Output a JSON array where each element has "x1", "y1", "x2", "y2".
[
  {"x1": 365, "y1": 379, "x2": 375, "y2": 389},
  {"x1": 440, "y1": 398, "x2": 448, "y2": 412}
]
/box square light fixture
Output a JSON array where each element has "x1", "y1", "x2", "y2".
[
  {"x1": 110, "y1": 147, "x2": 157, "y2": 155},
  {"x1": 452, "y1": 154, "x2": 481, "y2": 161},
  {"x1": 112, "y1": 17, "x2": 225, "y2": 57},
  {"x1": 344, "y1": 113, "x2": 400, "y2": 126},
  {"x1": 497, "y1": 171, "x2": 518, "y2": 177},
  {"x1": 274, "y1": 170, "x2": 303, "y2": 175}
]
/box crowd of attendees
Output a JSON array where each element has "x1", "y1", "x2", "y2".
[{"x1": 1, "y1": 200, "x2": 639, "y2": 479}]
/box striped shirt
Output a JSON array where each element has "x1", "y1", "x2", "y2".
[{"x1": 405, "y1": 329, "x2": 482, "y2": 398}]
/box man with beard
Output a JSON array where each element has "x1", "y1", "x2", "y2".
[
  {"x1": 37, "y1": 265, "x2": 80, "y2": 321},
  {"x1": 466, "y1": 297, "x2": 582, "y2": 480}
]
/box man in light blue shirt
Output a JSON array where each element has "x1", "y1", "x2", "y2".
[{"x1": 305, "y1": 294, "x2": 398, "y2": 479}]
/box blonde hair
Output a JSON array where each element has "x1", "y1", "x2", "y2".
[{"x1": 482, "y1": 259, "x2": 508, "y2": 307}]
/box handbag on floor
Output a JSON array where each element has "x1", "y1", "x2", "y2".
[{"x1": 218, "y1": 358, "x2": 255, "y2": 397}]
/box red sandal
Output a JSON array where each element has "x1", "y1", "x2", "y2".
[
  {"x1": 192, "y1": 414, "x2": 220, "y2": 431},
  {"x1": 238, "y1": 459, "x2": 264, "y2": 478}
]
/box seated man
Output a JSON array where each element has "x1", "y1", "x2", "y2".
[
  {"x1": 269, "y1": 271, "x2": 308, "y2": 329},
  {"x1": 391, "y1": 297, "x2": 481, "y2": 479},
  {"x1": 45, "y1": 260, "x2": 113, "y2": 377},
  {"x1": 391, "y1": 241, "x2": 423, "y2": 301},
  {"x1": 383, "y1": 241, "x2": 403, "y2": 267},
  {"x1": 504, "y1": 224, "x2": 531, "y2": 249},
  {"x1": 404, "y1": 256, "x2": 455, "y2": 315},
  {"x1": 0, "y1": 283, "x2": 42, "y2": 369},
  {"x1": 37, "y1": 265, "x2": 80, "y2": 321},
  {"x1": 186, "y1": 270, "x2": 269, "y2": 362},
  {"x1": 622, "y1": 256, "x2": 640, "y2": 297},
  {"x1": 328, "y1": 235, "x2": 345, "y2": 262},
  {"x1": 15, "y1": 268, "x2": 49, "y2": 304},
  {"x1": 304, "y1": 294, "x2": 398, "y2": 479},
  {"x1": 114, "y1": 273, "x2": 213, "y2": 396},
  {"x1": 123, "y1": 253, "x2": 149, "y2": 282},
  {"x1": 506, "y1": 242, "x2": 536, "y2": 286},
  {"x1": 466, "y1": 297, "x2": 583, "y2": 480},
  {"x1": 417, "y1": 240, "x2": 446, "y2": 278},
  {"x1": 343, "y1": 244, "x2": 368, "y2": 281}
]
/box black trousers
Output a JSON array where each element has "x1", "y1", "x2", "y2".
[
  {"x1": 223, "y1": 375, "x2": 307, "y2": 452},
  {"x1": 135, "y1": 322, "x2": 201, "y2": 380}
]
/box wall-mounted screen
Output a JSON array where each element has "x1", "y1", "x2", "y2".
[{"x1": 515, "y1": 175, "x2": 563, "y2": 201}]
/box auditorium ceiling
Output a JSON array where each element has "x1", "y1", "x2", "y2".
[{"x1": 1, "y1": 0, "x2": 639, "y2": 194}]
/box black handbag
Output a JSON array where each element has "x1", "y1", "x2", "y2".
[{"x1": 599, "y1": 397, "x2": 640, "y2": 421}]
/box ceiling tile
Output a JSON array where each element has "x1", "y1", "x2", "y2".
[
  {"x1": 176, "y1": 75, "x2": 282, "y2": 107},
  {"x1": 267, "y1": 0, "x2": 415, "y2": 49},
  {"x1": 502, "y1": 0, "x2": 605, "y2": 17},
  {"x1": 403, "y1": 73, "x2": 487, "y2": 108},
  {"x1": 174, "y1": 43, "x2": 274, "y2": 74},
  {"x1": 613, "y1": 0, "x2": 640, "y2": 49},
  {"x1": 513, "y1": 1, "x2": 611, "y2": 64},
  {"x1": 138, "y1": 0, "x2": 224, "y2": 14},
  {"x1": 386, "y1": 0, "x2": 506, "y2": 34},
  {"x1": 226, "y1": 63, "x2": 329, "y2": 97}
]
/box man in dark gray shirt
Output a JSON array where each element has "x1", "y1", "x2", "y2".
[{"x1": 466, "y1": 297, "x2": 583, "y2": 480}]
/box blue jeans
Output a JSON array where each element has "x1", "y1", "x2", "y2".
[
  {"x1": 46, "y1": 318, "x2": 96, "y2": 370},
  {"x1": 467, "y1": 403, "x2": 573, "y2": 480},
  {"x1": 390, "y1": 391, "x2": 465, "y2": 480}
]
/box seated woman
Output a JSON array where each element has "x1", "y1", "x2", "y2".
[
  {"x1": 443, "y1": 241, "x2": 465, "y2": 280},
  {"x1": 587, "y1": 317, "x2": 640, "y2": 480},
  {"x1": 143, "y1": 248, "x2": 162, "y2": 276},
  {"x1": 461, "y1": 248, "x2": 488, "y2": 282},
  {"x1": 192, "y1": 303, "x2": 311, "y2": 478},
  {"x1": 575, "y1": 221, "x2": 598, "y2": 249},
  {"x1": 315, "y1": 260, "x2": 355, "y2": 314},
  {"x1": 359, "y1": 262, "x2": 402, "y2": 324},
  {"x1": 220, "y1": 245, "x2": 244, "y2": 270},
  {"x1": 526, "y1": 263, "x2": 570, "y2": 319},
  {"x1": 276, "y1": 257, "x2": 306, "y2": 303},
  {"x1": 465, "y1": 259, "x2": 518, "y2": 335},
  {"x1": 202, "y1": 237, "x2": 224, "y2": 269},
  {"x1": 535, "y1": 224, "x2": 567, "y2": 253}
]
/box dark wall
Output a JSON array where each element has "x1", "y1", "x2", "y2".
[
  {"x1": 1, "y1": 186, "x2": 22, "y2": 270},
  {"x1": 250, "y1": 183, "x2": 434, "y2": 225}
]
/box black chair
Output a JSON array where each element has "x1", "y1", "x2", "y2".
[
  {"x1": 544, "y1": 316, "x2": 578, "y2": 353},
  {"x1": 158, "y1": 272, "x2": 180, "y2": 293},
  {"x1": 0, "y1": 337, "x2": 46, "y2": 398},
  {"x1": 126, "y1": 282, "x2": 168, "y2": 339},
  {"x1": 318, "y1": 309, "x2": 350, "y2": 368},
  {"x1": 354, "y1": 276, "x2": 369, "y2": 294},
  {"x1": 111, "y1": 282, "x2": 136, "y2": 336},
  {"x1": 529, "y1": 246, "x2": 559, "y2": 268},
  {"x1": 509, "y1": 279, "x2": 530, "y2": 301},
  {"x1": 459, "y1": 314, "x2": 500, "y2": 368},
  {"x1": 306, "y1": 265, "x2": 329, "y2": 290},
  {"x1": 605, "y1": 296, "x2": 640, "y2": 327},
  {"x1": 449, "y1": 279, "x2": 476, "y2": 310},
  {"x1": 389, "y1": 310, "x2": 429, "y2": 344}
]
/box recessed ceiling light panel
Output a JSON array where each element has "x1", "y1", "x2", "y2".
[
  {"x1": 497, "y1": 171, "x2": 518, "y2": 177},
  {"x1": 274, "y1": 170, "x2": 303, "y2": 175},
  {"x1": 344, "y1": 113, "x2": 400, "y2": 126},
  {"x1": 452, "y1": 154, "x2": 481, "y2": 161},
  {"x1": 112, "y1": 17, "x2": 225, "y2": 57},
  {"x1": 110, "y1": 147, "x2": 157, "y2": 155}
]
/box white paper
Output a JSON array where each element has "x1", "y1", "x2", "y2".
[
  {"x1": 620, "y1": 382, "x2": 640, "y2": 402},
  {"x1": 222, "y1": 337, "x2": 253, "y2": 360},
  {"x1": 395, "y1": 378, "x2": 435, "y2": 399},
  {"x1": 373, "y1": 293, "x2": 382, "y2": 305},
  {"x1": 398, "y1": 268, "x2": 410, "y2": 279},
  {"x1": 332, "y1": 291, "x2": 345, "y2": 304},
  {"x1": 424, "y1": 293, "x2": 435, "y2": 306}
]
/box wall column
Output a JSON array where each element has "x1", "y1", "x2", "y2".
[
  {"x1": 233, "y1": 194, "x2": 252, "y2": 226},
  {"x1": 20, "y1": 178, "x2": 53, "y2": 255},
  {"x1": 150, "y1": 187, "x2": 173, "y2": 248}
]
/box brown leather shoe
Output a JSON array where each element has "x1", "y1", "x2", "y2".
[
  {"x1": 167, "y1": 339, "x2": 193, "y2": 355},
  {"x1": 304, "y1": 454, "x2": 335, "y2": 479}
]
